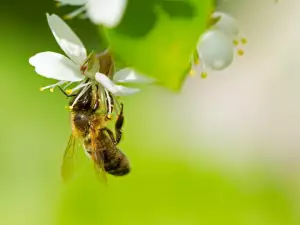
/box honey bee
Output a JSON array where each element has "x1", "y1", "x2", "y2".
[{"x1": 61, "y1": 82, "x2": 130, "y2": 182}]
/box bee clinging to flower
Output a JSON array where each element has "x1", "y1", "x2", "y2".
[{"x1": 29, "y1": 13, "x2": 153, "y2": 181}]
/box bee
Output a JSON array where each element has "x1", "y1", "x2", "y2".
[{"x1": 61, "y1": 83, "x2": 130, "y2": 182}]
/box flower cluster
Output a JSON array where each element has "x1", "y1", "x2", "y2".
[
  {"x1": 29, "y1": 13, "x2": 152, "y2": 111},
  {"x1": 191, "y1": 11, "x2": 247, "y2": 77}
]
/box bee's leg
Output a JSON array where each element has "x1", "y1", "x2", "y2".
[
  {"x1": 101, "y1": 127, "x2": 117, "y2": 144},
  {"x1": 58, "y1": 86, "x2": 77, "y2": 97},
  {"x1": 115, "y1": 103, "x2": 124, "y2": 144}
]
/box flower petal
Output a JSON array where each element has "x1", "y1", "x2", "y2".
[
  {"x1": 113, "y1": 68, "x2": 155, "y2": 84},
  {"x1": 86, "y1": 0, "x2": 127, "y2": 28},
  {"x1": 95, "y1": 72, "x2": 139, "y2": 96},
  {"x1": 29, "y1": 52, "x2": 84, "y2": 81},
  {"x1": 55, "y1": 0, "x2": 87, "y2": 6},
  {"x1": 198, "y1": 30, "x2": 234, "y2": 70},
  {"x1": 211, "y1": 12, "x2": 239, "y2": 39},
  {"x1": 46, "y1": 13, "x2": 87, "y2": 65}
]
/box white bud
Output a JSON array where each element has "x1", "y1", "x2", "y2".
[
  {"x1": 198, "y1": 29, "x2": 234, "y2": 70},
  {"x1": 211, "y1": 12, "x2": 239, "y2": 38}
]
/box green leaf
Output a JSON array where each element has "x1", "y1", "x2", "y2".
[{"x1": 101, "y1": 0, "x2": 213, "y2": 90}]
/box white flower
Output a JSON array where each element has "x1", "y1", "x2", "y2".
[
  {"x1": 211, "y1": 11, "x2": 247, "y2": 50},
  {"x1": 55, "y1": 0, "x2": 128, "y2": 28},
  {"x1": 189, "y1": 11, "x2": 247, "y2": 77},
  {"x1": 211, "y1": 12, "x2": 239, "y2": 39},
  {"x1": 29, "y1": 13, "x2": 150, "y2": 108},
  {"x1": 197, "y1": 29, "x2": 234, "y2": 71}
]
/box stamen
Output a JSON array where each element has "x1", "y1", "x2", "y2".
[
  {"x1": 66, "y1": 82, "x2": 91, "y2": 95},
  {"x1": 201, "y1": 72, "x2": 208, "y2": 79},
  {"x1": 104, "y1": 89, "x2": 113, "y2": 118},
  {"x1": 241, "y1": 37, "x2": 247, "y2": 45},
  {"x1": 189, "y1": 69, "x2": 195, "y2": 76},
  {"x1": 40, "y1": 81, "x2": 66, "y2": 92},
  {"x1": 233, "y1": 40, "x2": 239, "y2": 46},
  {"x1": 64, "y1": 6, "x2": 86, "y2": 20},
  {"x1": 111, "y1": 94, "x2": 121, "y2": 116},
  {"x1": 98, "y1": 88, "x2": 107, "y2": 115},
  {"x1": 71, "y1": 84, "x2": 91, "y2": 108},
  {"x1": 63, "y1": 82, "x2": 74, "y2": 90},
  {"x1": 237, "y1": 49, "x2": 244, "y2": 56}
]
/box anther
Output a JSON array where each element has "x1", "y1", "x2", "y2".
[
  {"x1": 56, "y1": 2, "x2": 63, "y2": 7},
  {"x1": 237, "y1": 49, "x2": 244, "y2": 56},
  {"x1": 39, "y1": 87, "x2": 44, "y2": 92},
  {"x1": 233, "y1": 40, "x2": 239, "y2": 46},
  {"x1": 194, "y1": 58, "x2": 200, "y2": 65},
  {"x1": 201, "y1": 72, "x2": 208, "y2": 79},
  {"x1": 50, "y1": 88, "x2": 54, "y2": 93},
  {"x1": 66, "y1": 89, "x2": 73, "y2": 95},
  {"x1": 107, "y1": 114, "x2": 112, "y2": 120},
  {"x1": 241, "y1": 37, "x2": 247, "y2": 45},
  {"x1": 189, "y1": 69, "x2": 195, "y2": 76}
]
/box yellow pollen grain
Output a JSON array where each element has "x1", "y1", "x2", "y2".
[
  {"x1": 237, "y1": 49, "x2": 244, "y2": 56},
  {"x1": 66, "y1": 89, "x2": 73, "y2": 95},
  {"x1": 63, "y1": 15, "x2": 71, "y2": 20},
  {"x1": 189, "y1": 69, "x2": 195, "y2": 76},
  {"x1": 107, "y1": 114, "x2": 112, "y2": 120},
  {"x1": 201, "y1": 72, "x2": 208, "y2": 79},
  {"x1": 233, "y1": 40, "x2": 239, "y2": 46},
  {"x1": 194, "y1": 58, "x2": 200, "y2": 65},
  {"x1": 241, "y1": 38, "x2": 248, "y2": 45}
]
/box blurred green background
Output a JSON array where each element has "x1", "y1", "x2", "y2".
[{"x1": 1, "y1": 0, "x2": 300, "y2": 225}]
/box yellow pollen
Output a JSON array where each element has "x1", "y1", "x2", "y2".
[
  {"x1": 68, "y1": 106, "x2": 73, "y2": 110},
  {"x1": 237, "y1": 49, "x2": 244, "y2": 56},
  {"x1": 66, "y1": 89, "x2": 73, "y2": 95},
  {"x1": 201, "y1": 72, "x2": 208, "y2": 79},
  {"x1": 241, "y1": 37, "x2": 248, "y2": 45},
  {"x1": 39, "y1": 87, "x2": 44, "y2": 92},
  {"x1": 189, "y1": 69, "x2": 195, "y2": 76},
  {"x1": 107, "y1": 114, "x2": 112, "y2": 120},
  {"x1": 233, "y1": 40, "x2": 239, "y2": 46},
  {"x1": 63, "y1": 15, "x2": 71, "y2": 20},
  {"x1": 50, "y1": 88, "x2": 54, "y2": 93},
  {"x1": 194, "y1": 58, "x2": 200, "y2": 65}
]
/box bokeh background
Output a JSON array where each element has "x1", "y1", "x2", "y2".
[{"x1": 1, "y1": 0, "x2": 300, "y2": 225}]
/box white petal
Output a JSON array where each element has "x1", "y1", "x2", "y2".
[
  {"x1": 113, "y1": 68, "x2": 155, "y2": 83},
  {"x1": 29, "y1": 52, "x2": 84, "y2": 81},
  {"x1": 87, "y1": 0, "x2": 127, "y2": 27},
  {"x1": 46, "y1": 13, "x2": 87, "y2": 65},
  {"x1": 95, "y1": 72, "x2": 139, "y2": 96},
  {"x1": 211, "y1": 12, "x2": 239, "y2": 38},
  {"x1": 198, "y1": 30, "x2": 234, "y2": 70},
  {"x1": 55, "y1": 0, "x2": 87, "y2": 6}
]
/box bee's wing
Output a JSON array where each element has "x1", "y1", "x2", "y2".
[
  {"x1": 92, "y1": 150, "x2": 108, "y2": 184},
  {"x1": 61, "y1": 134, "x2": 81, "y2": 182}
]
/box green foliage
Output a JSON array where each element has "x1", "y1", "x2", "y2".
[{"x1": 103, "y1": 0, "x2": 213, "y2": 90}]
